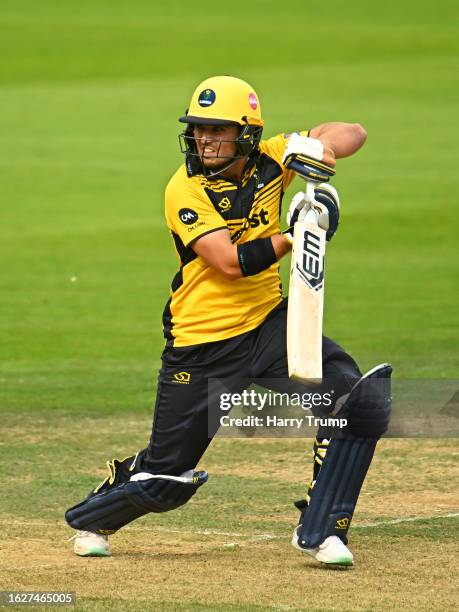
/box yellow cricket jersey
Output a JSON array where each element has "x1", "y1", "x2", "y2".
[{"x1": 163, "y1": 132, "x2": 306, "y2": 347}]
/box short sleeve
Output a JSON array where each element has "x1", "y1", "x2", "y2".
[
  {"x1": 259, "y1": 130, "x2": 310, "y2": 190},
  {"x1": 165, "y1": 169, "x2": 227, "y2": 247}
]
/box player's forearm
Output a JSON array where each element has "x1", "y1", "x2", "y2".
[
  {"x1": 193, "y1": 230, "x2": 290, "y2": 280},
  {"x1": 220, "y1": 235, "x2": 291, "y2": 280},
  {"x1": 310, "y1": 122, "x2": 367, "y2": 159}
]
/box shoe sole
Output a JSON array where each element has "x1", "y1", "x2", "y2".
[
  {"x1": 74, "y1": 547, "x2": 110, "y2": 557},
  {"x1": 316, "y1": 554, "x2": 353, "y2": 566}
]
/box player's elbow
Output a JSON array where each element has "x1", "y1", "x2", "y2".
[
  {"x1": 215, "y1": 250, "x2": 243, "y2": 280},
  {"x1": 353, "y1": 123, "x2": 367, "y2": 146},
  {"x1": 212, "y1": 254, "x2": 243, "y2": 280},
  {"x1": 219, "y1": 262, "x2": 243, "y2": 280}
]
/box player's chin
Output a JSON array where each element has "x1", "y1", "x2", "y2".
[{"x1": 201, "y1": 157, "x2": 231, "y2": 170}]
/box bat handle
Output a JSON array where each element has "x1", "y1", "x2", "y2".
[
  {"x1": 305, "y1": 180, "x2": 316, "y2": 202},
  {"x1": 303, "y1": 181, "x2": 320, "y2": 225}
]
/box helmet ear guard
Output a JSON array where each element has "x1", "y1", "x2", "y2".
[
  {"x1": 235, "y1": 120, "x2": 263, "y2": 157},
  {"x1": 178, "y1": 124, "x2": 204, "y2": 176}
]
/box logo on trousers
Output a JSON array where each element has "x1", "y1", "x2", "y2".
[
  {"x1": 335, "y1": 517, "x2": 350, "y2": 529},
  {"x1": 173, "y1": 371, "x2": 191, "y2": 384}
]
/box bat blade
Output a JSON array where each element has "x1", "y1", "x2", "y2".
[{"x1": 287, "y1": 220, "x2": 326, "y2": 384}]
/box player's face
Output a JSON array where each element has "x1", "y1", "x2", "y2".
[{"x1": 193, "y1": 124, "x2": 240, "y2": 170}]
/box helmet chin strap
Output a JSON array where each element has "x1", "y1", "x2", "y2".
[{"x1": 201, "y1": 155, "x2": 245, "y2": 178}]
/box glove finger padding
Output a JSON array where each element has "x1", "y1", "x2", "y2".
[
  {"x1": 284, "y1": 182, "x2": 340, "y2": 243},
  {"x1": 284, "y1": 153, "x2": 336, "y2": 183},
  {"x1": 282, "y1": 134, "x2": 335, "y2": 183},
  {"x1": 284, "y1": 192, "x2": 315, "y2": 243},
  {"x1": 313, "y1": 184, "x2": 340, "y2": 241},
  {"x1": 286, "y1": 192, "x2": 310, "y2": 227}
]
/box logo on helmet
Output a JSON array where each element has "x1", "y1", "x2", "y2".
[
  {"x1": 248, "y1": 92, "x2": 258, "y2": 110},
  {"x1": 198, "y1": 89, "x2": 216, "y2": 107}
]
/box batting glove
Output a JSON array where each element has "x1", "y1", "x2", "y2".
[
  {"x1": 282, "y1": 134, "x2": 336, "y2": 183},
  {"x1": 284, "y1": 183, "x2": 340, "y2": 243}
]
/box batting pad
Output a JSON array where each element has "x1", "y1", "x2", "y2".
[
  {"x1": 296, "y1": 436, "x2": 376, "y2": 549},
  {"x1": 65, "y1": 470, "x2": 208, "y2": 534}
]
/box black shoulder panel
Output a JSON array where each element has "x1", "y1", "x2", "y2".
[{"x1": 171, "y1": 231, "x2": 198, "y2": 266}]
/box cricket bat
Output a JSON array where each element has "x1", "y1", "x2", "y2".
[{"x1": 287, "y1": 188, "x2": 326, "y2": 384}]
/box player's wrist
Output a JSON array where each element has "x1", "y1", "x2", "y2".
[
  {"x1": 272, "y1": 233, "x2": 292, "y2": 256},
  {"x1": 283, "y1": 227, "x2": 295, "y2": 245},
  {"x1": 237, "y1": 237, "x2": 277, "y2": 277}
]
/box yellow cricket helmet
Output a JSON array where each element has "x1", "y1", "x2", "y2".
[
  {"x1": 179, "y1": 75, "x2": 263, "y2": 127},
  {"x1": 179, "y1": 76, "x2": 264, "y2": 177}
]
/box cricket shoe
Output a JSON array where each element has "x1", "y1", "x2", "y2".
[
  {"x1": 69, "y1": 530, "x2": 110, "y2": 557},
  {"x1": 292, "y1": 528, "x2": 353, "y2": 566}
]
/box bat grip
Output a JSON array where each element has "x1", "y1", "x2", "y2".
[
  {"x1": 305, "y1": 180, "x2": 316, "y2": 201},
  {"x1": 303, "y1": 181, "x2": 320, "y2": 225}
]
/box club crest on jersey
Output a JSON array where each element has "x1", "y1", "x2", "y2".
[
  {"x1": 179, "y1": 208, "x2": 199, "y2": 225},
  {"x1": 198, "y1": 89, "x2": 216, "y2": 107}
]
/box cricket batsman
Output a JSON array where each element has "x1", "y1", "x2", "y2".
[{"x1": 66, "y1": 76, "x2": 392, "y2": 565}]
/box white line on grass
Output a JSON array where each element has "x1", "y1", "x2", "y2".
[
  {"x1": 129, "y1": 512, "x2": 459, "y2": 542},
  {"x1": 354, "y1": 512, "x2": 459, "y2": 528},
  {"x1": 9, "y1": 513, "x2": 458, "y2": 543}
]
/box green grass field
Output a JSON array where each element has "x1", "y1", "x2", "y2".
[{"x1": 1, "y1": 1, "x2": 458, "y2": 610}]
